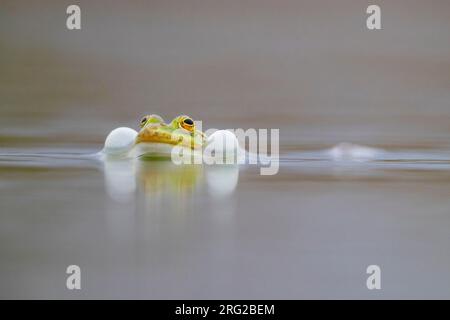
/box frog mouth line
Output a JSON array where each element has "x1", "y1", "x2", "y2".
[
  {"x1": 136, "y1": 129, "x2": 180, "y2": 145},
  {"x1": 136, "y1": 127, "x2": 203, "y2": 149}
]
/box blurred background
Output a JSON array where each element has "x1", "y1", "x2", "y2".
[
  {"x1": 2, "y1": 0, "x2": 450, "y2": 148},
  {"x1": 1, "y1": 0, "x2": 450, "y2": 299}
]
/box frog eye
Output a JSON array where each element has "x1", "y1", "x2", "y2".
[
  {"x1": 140, "y1": 114, "x2": 164, "y2": 128},
  {"x1": 140, "y1": 116, "x2": 148, "y2": 128},
  {"x1": 181, "y1": 117, "x2": 195, "y2": 132}
]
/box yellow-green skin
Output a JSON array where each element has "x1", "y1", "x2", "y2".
[{"x1": 136, "y1": 115, "x2": 206, "y2": 150}]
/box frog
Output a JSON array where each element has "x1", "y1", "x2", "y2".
[
  {"x1": 136, "y1": 114, "x2": 206, "y2": 150},
  {"x1": 102, "y1": 114, "x2": 239, "y2": 161}
]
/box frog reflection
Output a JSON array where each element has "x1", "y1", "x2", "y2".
[{"x1": 103, "y1": 158, "x2": 239, "y2": 202}]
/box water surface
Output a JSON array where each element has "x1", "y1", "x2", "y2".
[{"x1": 2, "y1": 143, "x2": 450, "y2": 299}]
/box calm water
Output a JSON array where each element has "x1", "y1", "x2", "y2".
[
  {"x1": 2, "y1": 144, "x2": 450, "y2": 299},
  {"x1": 1, "y1": 0, "x2": 450, "y2": 299}
]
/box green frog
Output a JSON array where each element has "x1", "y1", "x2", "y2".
[
  {"x1": 136, "y1": 114, "x2": 206, "y2": 150},
  {"x1": 103, "y1": 114, "x2": 240, "y2": 163}
]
